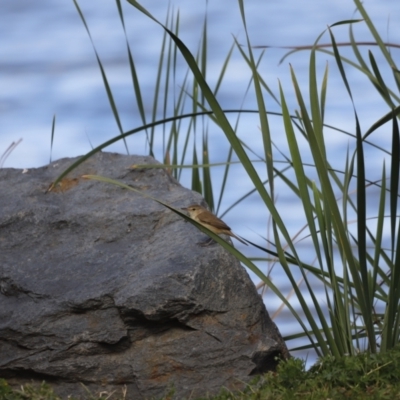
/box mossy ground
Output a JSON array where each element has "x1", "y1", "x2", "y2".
[
  {"x1": 2, "y1": 347, "x2": 400, "y2": 400},
  {"x1": 206, "y1": 347, "x2": 400, "y2": 400}
]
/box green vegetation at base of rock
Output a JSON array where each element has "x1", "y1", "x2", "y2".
[
  {"x1": 2, "y1": 347, "x2": 400, "y2": 400},
  {"x1": 208, "y1": 347, "x2": 400, "y2": 400},
  {"x1": 0, "y1": 380, "x2": 60, "y2": 400}
]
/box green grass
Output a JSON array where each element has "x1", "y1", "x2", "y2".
[
  {"x1": 208, "y1": 346, "x2": 400, "y2": 400},
  {"x1": 0, "y1": 379, "x2": 60, "y2": 400}
]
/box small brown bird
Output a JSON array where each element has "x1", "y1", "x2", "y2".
[{"x1": 181, "y1": 204, "x2": 248, "y2": 246}]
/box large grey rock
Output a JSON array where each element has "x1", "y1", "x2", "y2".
[{"x1": 0, "y1": 152, "x2": 289, "y2": 399}]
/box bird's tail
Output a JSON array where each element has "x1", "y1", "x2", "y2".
[{"x1": 231, "y1": 232, "x2": 248, "y2": 246}]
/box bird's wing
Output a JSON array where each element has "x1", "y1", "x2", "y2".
[{"x1": 198, "y1": 212, "x2": 231, "y2": 230}]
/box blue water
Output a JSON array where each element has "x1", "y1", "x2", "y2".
[{"x1": 1, "y1": 0, "x2": 399, "y2": 365}]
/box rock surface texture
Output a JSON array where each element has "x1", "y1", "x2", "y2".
[{"x1": 0, "y1": 152, "x2": 289, "y2": 399}]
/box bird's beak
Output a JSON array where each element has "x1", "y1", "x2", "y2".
[{"x1": 181, "y1": 207, "x2": 188, "y2": 211}]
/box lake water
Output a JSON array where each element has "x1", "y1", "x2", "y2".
[{"x1": 1, "y1": 0, "x2": 399, "y2": 366}]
